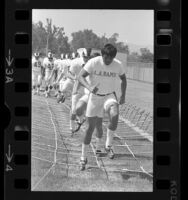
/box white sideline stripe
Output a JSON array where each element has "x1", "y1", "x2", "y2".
[
  {"x1": 119, "y1": 116, "x2": 153, "y2": 142},
  {"x1": 45, "y1": 99, "x2": 58, "y2": 165},
  {"x1": 32, "y1": 98, "x2": 59, "y2": 191},
  {"x1": 121, "y1": 168, "x2": 153, "y2": 175},
  {"x1": 32, "y1": 156, "x2": 53, "y2": 163}
]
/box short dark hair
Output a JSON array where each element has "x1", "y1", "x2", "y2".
[
  {"x1": 92, "y1": 52, "x2": 101, "y2": 58},
  {"x1": 75, "y1": 52, "x2": 79, "y2": 58},
  {"x1": 101, "y1": 44, "x2": 117, "y2": 58}
]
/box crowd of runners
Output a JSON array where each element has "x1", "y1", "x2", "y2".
[{"x1": 32, "y1": 44, "x2": 127, "y2": 170}]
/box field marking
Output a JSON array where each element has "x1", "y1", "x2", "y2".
[
  {"x1": 32, "y1": 98, "x2": 59, "y2": 191},
  {"x1": 45, "y1": 99, "x2": 58, "y2": 165},
  {"x1": 45, "y1": 99, "x2": 71, "y2": 177},
  {"x1": 32, "y1": 163, "x2": 55, "y2": 191},
  {"x1": 33, "y1": 144, "x2": 99, "y2": 158},
  {"x1": 119, "y1": 116, "x2": 153, "y2": 142},
  {"x1": 32, "y1": 155, "x2": 99, "y2": 169},
  {"x1": 114, "y1": 133, "x2": 153, "y2": 178}
]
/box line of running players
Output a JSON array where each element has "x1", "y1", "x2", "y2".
[{"x1": 32, "y1": 48, "x2": 99, "y2": 133}]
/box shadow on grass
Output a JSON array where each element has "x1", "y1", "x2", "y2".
[{"x1": 121, "y1": 171, "x2": 153, "y2": 182}]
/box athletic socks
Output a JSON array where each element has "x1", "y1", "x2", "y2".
[
  {"x1": 105, "y1": 128, "x2": 114, "y2": 148},
  {"x1": 81, "y1": 144, "x2": 88, "y2": 160}
]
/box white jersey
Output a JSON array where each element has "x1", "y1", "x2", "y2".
[
  {"x1": 57, "y1": 59, "x2": 70, "y2": 79},
  {"x1": 70, "y1": 57, "x2": 85, "y2": 94},
  {"x1": 84, "y1": 56, "x2": 125, "y2": 94},
  {"x1": 65, "y1": 58, "x2": 71, "y2": 68},
  {"x1": 32, "y1": 57, "x2": 43, "y2": 74},
  {"x1": 54, "y1": 59, "x2": 61, "y2": 71},
  {"x1": 69, "y1": 57, "x2": 84, "y2": 77},
  {"x1": 43, "y1": 57, "x2": 55, "y2": 77}
]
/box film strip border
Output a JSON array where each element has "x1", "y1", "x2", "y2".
[{"x1": 4, "y1": 0, "x2": 180, "y2": 198}]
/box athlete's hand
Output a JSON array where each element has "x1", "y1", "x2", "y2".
[
  {"x1": 119, "y1": 95, "x2": 125, "y2": 105},
  {"x1": 90, "y1": 86, "x2": 98, "y2": 94},
  {"x1": 89, "y1": 83, "x2": 100, "y2": 94}
]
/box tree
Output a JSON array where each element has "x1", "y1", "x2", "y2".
[
  {"x1": 32, "y1": 19, "x2": 71, "y2": 56},
  {"x1": 127, "y1": 52, "x2": 140, "y2": 62},
  {"x1": 139, "y1": 48, "x2": 153, "y2": 62},
  {"x1": 71, "y1": 29, "x2": 100, "y2": 50},
  {"x1": 32, "y1": 21, "x2": 48, "y2": 54}
]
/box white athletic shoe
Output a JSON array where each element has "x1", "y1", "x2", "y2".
[
  {"x1": 105, "y1": 146, "x2": 115, "y2": 159},
  {"x1": 45, "y1": 91, "x2": 49, "y2": 98},
  {"x1": 79, "y1": 158, "x2": 88, "y2": 171}
]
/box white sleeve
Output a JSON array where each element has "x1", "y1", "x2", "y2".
[
  {"x1": 43, "y1": 58, "x2": 47, "y2": 68},
  {"x1": 83, "y1": 59, "x2": 94, "y2": 74},
  {"x1": 119, "y1": 63, "x2": 125, "y2": 76}
]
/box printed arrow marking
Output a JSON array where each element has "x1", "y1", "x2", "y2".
[
  {"x1": 6, "y1": 49, "x2": 14, "y2": 66},
  {"x1": 6, "y1": 144, "x2": 14, "y2": 163}
]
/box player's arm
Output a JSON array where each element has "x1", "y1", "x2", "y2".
[
  {"x1": 66, "y1": 70, "x2": 76, "y2": 80},
  {"x1": 78, "y1": 69, "x2": 98, "y2": 94},
  {"x1": 119, "y1": 73, "x2": 127, "y2": 105},
  {"x1": 42, "y1": 61, "x2": 47, "y2": 77},
  {"x1": 56, "y1": 71, "x2": 64, "y2": 83}
]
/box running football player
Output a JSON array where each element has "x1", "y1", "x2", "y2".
[
  {"x1": 32, "y1": 52, "x2": 43, "y2": 95},
  {"x1": 43, "y1": 52, "x2": 56, "y2": 97},
  {"x1": 70, "y1": 48, "x2": 92, "y2": 134},
  {"x1": 78, "y1": 44, "x2": 127, "y2": 170}
]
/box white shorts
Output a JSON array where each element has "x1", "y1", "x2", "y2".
[
  {"x1": 86, "y1": 93, "x2": 118, "y2": 118},
  {"x1": 71, "y1": 93, "x2": 83, "y2": 114},
  {"x1": 79, "y1": 94, "x2": 89, "y2": 103},
  {"x1": 59, "y1": 79, "x2": 66, "y2": 91},
  {"x1": 32, "y1": 71, "x2": 42, "y2": 86}
]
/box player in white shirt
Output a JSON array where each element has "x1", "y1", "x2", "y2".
[
  {"x1": 69, "y1": 48, "x2": 92, "y2": 134},
  {"x1": 71, "y1": 51, "x2": 101, "y2": 135},
  {"x1": 52, "y1": 55, "x2": 64, "y2": 96},
  {"x1": 43, "y1": 52, "x2": 56, "y2": 97},
  {"x1": 55, "y1": 53, "x2": 74, "y2": 103},
  {"x1": 32, "y1": 52, "x2": 43, "y2": 95},
  {"x1": 78, "y1": 44, "x2": 127, "y2": 170}
]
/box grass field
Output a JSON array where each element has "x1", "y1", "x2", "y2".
[{"x1": 31, "y1": 79, "x2": 153, "y2": 191}]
